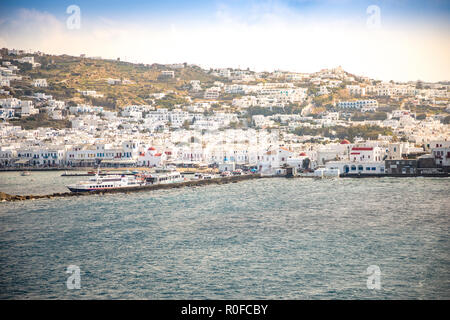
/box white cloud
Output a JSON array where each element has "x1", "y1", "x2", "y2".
[{"x1": 1, "y1": 7, "x2": 449, "y2": 82}]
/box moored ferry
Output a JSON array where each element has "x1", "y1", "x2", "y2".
[
  {"x1": 66, "y1": 174, "x2": 145, "y2": 192},
  {"x1": 67, "y1": 167, "x2": 185, "y2": 192}
]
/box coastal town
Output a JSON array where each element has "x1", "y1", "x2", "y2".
[
  {"x1": 0, "y1": 48, "x2": 449, "y2": 178},
  {"x1": 1, "y1": 0, "x2": 450, "y2": 304}
]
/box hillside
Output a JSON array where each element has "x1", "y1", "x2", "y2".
[
  {"x1": 8, "y1": 112, "x2": 71, "y2": 130},
  {"x1": 5, "y1": 53, "x2": 221, "y2": 109}
]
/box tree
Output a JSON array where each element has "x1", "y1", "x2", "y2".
[
  {"x1": 229, "y1": 121, "x2": 240, "y2": 129},
  {"x1": 416, "y1": 80, "x2": 423, "y2": 89},
  {"x1": 182, "y1": 120, "x2": 190, "y2": 130},
  {"x1": 302, "y1": 158, "x2": 310, "y2": 170},
  {"x1": 416, "y1": 114, "x2": 427, "y2": 120},
  {"x1": 443, "y1": 115, "x2": 450, "y2": 124},
  {"x1": 20, "y1": 62, "x2": 33, "y2": 71}
]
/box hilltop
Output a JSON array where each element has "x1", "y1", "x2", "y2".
[{"x1": 1, "y1": 51, "x2": 222, "y2": 109}]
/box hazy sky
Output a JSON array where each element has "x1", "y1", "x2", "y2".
[{"x1": 0, "y1": 0, "x2": 449, "y2": 82}]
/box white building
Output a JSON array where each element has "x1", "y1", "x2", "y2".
[
  {"x1": 137, "y1": 146, "x2": 167, "y2": 167},
  {"x1": 346, "y1": 85, "x2": 366, "y2": 96},
  {"x1": 160, "y1": 70, "x2": 175, "y2": 78},
  {"x1": 325, "y1": 161, "x2": 386, "y2": 175},
  {"x1": 337, "y1": 100, "x2": 378, "y2": 110},
  {"x1": 33, "y1": 79, "x2": 48, "y2": 87},
  {"x1": 204, "y1": 87, "x2": 221, "y2": 99}
]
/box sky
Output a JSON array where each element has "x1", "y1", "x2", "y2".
[{"x1": 0, "y1": 0, "x2": 449, "y2": 82}]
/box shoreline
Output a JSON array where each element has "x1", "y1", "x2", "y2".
[{"x1": 1, "y1": 173, "x2": 448, "y2": 203}]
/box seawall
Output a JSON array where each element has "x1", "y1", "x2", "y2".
[{"x1": 0, "y1": 174, "x2": 263, "y2": 202}]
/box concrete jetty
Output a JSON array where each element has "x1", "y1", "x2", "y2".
[{"x1": 0, "y1": 174, "x2": 262, "y2": 202}]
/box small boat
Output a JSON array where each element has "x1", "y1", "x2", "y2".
[
  {"x1": 313, "y1": 168, "x2": 340, "y2": 179},
  {"x1": 21, "y1": 171, "x2": 31, "y2": 176},
  {"x1": 139, "y1": 168, "x2": 184, "y2": 185}
]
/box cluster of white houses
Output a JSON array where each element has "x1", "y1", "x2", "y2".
[
  {"x1": 1, "y1": 50, "x2": 449, "y2": 176},
  {"x1": 0, "y1": 98, "x2": 39, "y2": 118},
  {"x1": 1, "y1": 123, "x2": 448, "y2": 175}
]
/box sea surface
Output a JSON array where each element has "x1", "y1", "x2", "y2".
[{"x1": 0, "y1": 172, "x2": 449, "y2": 299}]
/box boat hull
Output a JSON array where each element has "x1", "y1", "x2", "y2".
[
  {"x1": 67, "y1": 186, "x2": 94, "y2": 192},
  {"x1": 67, "y1": 184, "x2": 145, "y2": 193}
]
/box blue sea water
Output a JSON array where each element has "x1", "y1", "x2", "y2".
[{"x1": 0, "y1": 174, "x2": 449, "y2": 299}]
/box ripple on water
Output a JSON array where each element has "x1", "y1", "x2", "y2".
[{"x1": 0, "y1": 177, "x2": 449, "y2": 299}]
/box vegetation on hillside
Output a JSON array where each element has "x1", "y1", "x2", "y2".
[
  {"x1": 9, "y1": 112, "x2": 71, "y2": 130},
  {"x1": 245, "y1": 104, "x2": 304, "y2": 117},
  {"x1": 6, "y1": 54, "x2": 221, "y2": 109},
  {"x1": 350, "y1": 112, "x2": 388, "y2": 121},
  {"x1": 293, "y1": 124, "x2": 394, "y2": 142}
]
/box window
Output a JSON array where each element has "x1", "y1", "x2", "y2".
[
  {"x1": 372, "y1": 167, "x2": 376, "y2": 171},
  {"x1": 351, "y1": 165, "x2": 356, "y2": 171}
]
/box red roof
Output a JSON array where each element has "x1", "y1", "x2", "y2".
[
  {"x1": 340, "y1": 139, "x2": 351, "y2": 144},
  {"x1": 154, "y1": 153, "x2": 162, "y2": 157},
  {"x1": 299, "y1": 152, "x2": 307, "y2": 156},
  {"x1": 148, "y1": 147, "x2": 156, "y2": 151},
  {"x1": 352, "y1": 147, "x2": 373, "y2": 151}
]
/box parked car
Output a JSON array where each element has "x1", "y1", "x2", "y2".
[{"x1": 220, "y1": 171, "x2": 231, "y2": 177}]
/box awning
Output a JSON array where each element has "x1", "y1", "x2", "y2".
[
  {"x1": 14, "y1": 159, "x2": 30, "y2": 164},
  {"x1": 101, "y1": 159, "x2": 136, "y2": 164}
]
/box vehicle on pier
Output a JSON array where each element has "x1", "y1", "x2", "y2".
[{"x1": 192, "y1": 172, "x2": 214, "y2": 180}]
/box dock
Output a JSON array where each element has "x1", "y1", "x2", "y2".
[{"x1": 0, "y1": 174, "x2": 262, "y2": 202}]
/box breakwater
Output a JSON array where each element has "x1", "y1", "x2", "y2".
[{"x1": 0, "y1": 174, "x2": 262, "y2": 202}]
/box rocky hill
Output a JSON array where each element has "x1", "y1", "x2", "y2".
[{"x1": 2, "y1": 52, "x2": 222, "y2": 109}]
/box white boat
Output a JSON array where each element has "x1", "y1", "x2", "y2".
[
  {"x1": 192, "y1": 172, "x2": 214, "y2": 180},
  {"x1": 66, "y1": 174, "x2": 145, "y2": 192},
  {"x1": 313, "y1": 168, "x2": 340, "y2": 179},
  {"x1": 141, "y1": 169, "x2": 184, "y2": 185},
  {"x1": 21, "y1": 171, "x2": 31, "y2": 176}
]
